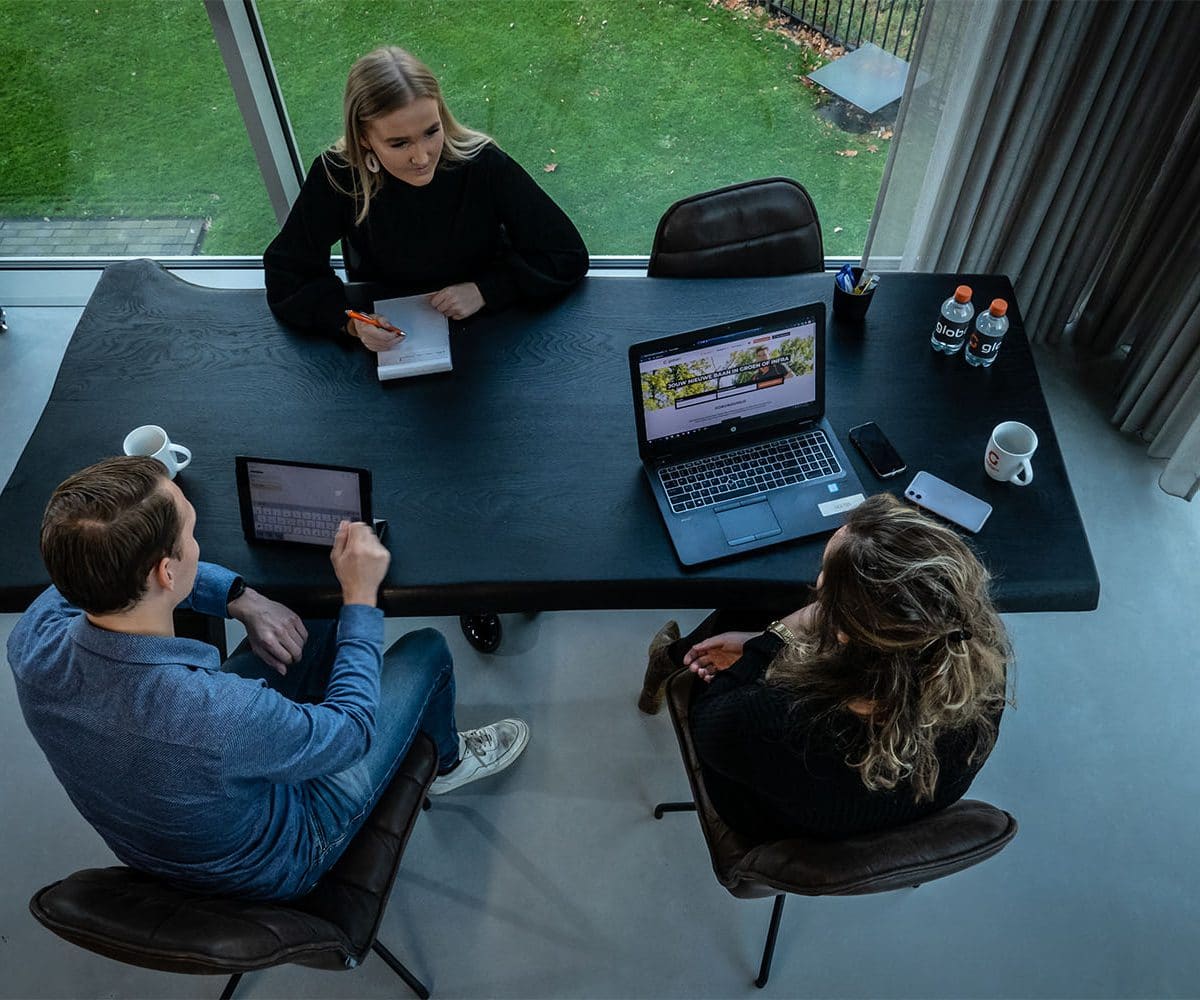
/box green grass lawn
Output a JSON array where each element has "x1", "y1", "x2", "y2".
[{"x1": 0, "y1": 0, "x2": 888, "y2": 256}]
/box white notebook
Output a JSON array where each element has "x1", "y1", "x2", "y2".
[{"x1": 373, "y1": 293, "x2": 453, "y2": 381}]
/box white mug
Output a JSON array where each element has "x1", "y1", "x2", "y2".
[
  {"x1": 985, "y1": 421, "x2": 1037, "y2": 486},
  {"x1": 123, "y1": 425, "x2": 192, "y2": 480}
]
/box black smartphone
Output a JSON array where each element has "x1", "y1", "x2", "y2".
[{"x1": 848, "y1": 422, "x2": 907, "y2": 478}]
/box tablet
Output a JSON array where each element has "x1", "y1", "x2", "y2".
[{"x1": 236, "y1": 456, "x2": 373, "y2": 547}]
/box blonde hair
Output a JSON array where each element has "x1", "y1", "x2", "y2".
[
  {"x1": 767, "y1": 494, "x2": 1011, "y2": 802},
  {"x1": 325, "y1": 46, "x2": 492, "y2": 224}
]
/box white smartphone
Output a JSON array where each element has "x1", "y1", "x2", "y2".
[{"x1": 905, "y1": 471, "x2": 992, "y2": 533}]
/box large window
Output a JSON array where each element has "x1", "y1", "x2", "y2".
[
  {"x1": 257, "y1": 0, "x2": 888, "y2": 257},
  {"x1": 0, "y1": 0, "x2": 275, "y2": 257},
  {"x1": 2, "y1": 0, "x2": 893, "y2": 260}
]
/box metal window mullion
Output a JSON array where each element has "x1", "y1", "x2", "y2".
[{"x1": 205, "y1": 0, "x2": 304, "y2": 225}]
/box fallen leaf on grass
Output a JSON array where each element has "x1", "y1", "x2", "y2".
[
  {"x1": 544, "y1": 163, "x2": 558, "y2": 173},
  {"x1": 833, "y1": 226, "x2": 843, "y2": 233},
  {"x1": 866, "y1": 144, "x2": 880, "y2": 153},
  {"x1": 835, "y1": 149, "x2": 858, "y2": 157}
]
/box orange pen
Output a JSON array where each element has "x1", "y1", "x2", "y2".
[{"x1": 345, "y1": 310, "x2": 405, "y2": 337}]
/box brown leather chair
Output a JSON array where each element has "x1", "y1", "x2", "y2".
[
  {"x1": 29, "y1": 734, "x2": 439, "y2": 1000},
  {"x1": 654, "y1": 670, "x2": 1017, "y2": 988},
  {"x1": 647, "y1": 177, "x2": 825, "y2": 278}
]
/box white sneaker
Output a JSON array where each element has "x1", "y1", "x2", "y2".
[{"x1": 429, "y1": 719, "x2": 530, "y2": 795}]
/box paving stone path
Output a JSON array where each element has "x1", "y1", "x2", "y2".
[{"x1": 0, "y1": 217, "x2": 207, "y2": 256}]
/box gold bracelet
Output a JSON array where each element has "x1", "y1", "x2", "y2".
[{"x1": 765, "y1": 620, "x2": 798, "y2": 645}]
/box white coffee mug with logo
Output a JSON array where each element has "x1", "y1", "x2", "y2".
[
  {"x1": 984, "y1": 421, "x2": 1037, "y2": 486},
  {"x1": 123, "y1": 425, "x2": 192, "y2": 480}
]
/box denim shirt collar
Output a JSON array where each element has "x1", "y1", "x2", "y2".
[{"x1": 70, "y1": 614, "x2": 222, "y2": 670}]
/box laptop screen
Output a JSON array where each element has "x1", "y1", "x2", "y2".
[
  {"x1": 236, "y1": 456, "x2": 372, "y2": 546},
  {"x1": 633, "y1": 307, "x2": 821, "y2": 449}
]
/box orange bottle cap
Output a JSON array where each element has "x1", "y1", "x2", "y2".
[
  {"x1": 990, "y1": 299, "x2": 1008, "y2": 316},
  {"x1": 954, "y1": 286, "x2": 972, "y2": 303}
]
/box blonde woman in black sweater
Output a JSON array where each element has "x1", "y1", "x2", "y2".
[
  {"x1": 640, "y1": 494, "x2": 1011, "y2": 841},
  {"x1": 265, "y1": 47, "x2": 587, "y2": 653},
  {"x1": 265, "y1": 46, "x2": 587, "y2": 345}
]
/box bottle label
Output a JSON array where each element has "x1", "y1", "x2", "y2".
[
  {"x1": 934, "y1": 318, "x2": 969, "y2": 344},
  {"x1": 968, "y1": 330, "x2": 1005, "y2": 356}
]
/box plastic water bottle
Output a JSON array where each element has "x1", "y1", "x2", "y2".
[
  {"x1": 964, "y1": 299, "x2": 1009, "y2": 367},
  {"x1": 930, "y1": 285, "x2": 974, "y2": 354}
]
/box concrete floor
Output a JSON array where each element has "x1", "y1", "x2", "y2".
[{"x1": 1, "y1": 270, "x2": 1198, "y2": 998}]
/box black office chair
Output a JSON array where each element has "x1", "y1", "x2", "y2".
[
  {"x1": 647, "y1": 178, "x2": 825, "y2": 278},
  {"x1": 29, "y1": 734, "x2": 439, "y2": 999},
  {"x1": 653, "y1": 670, "x2": 1017, "y2": 988}
]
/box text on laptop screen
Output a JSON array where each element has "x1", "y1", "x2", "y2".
[
  {"x1": 638, "y1": 321, "x2": 817, "y2": 444},
  {"x1": 246, "y1": 461, "x2": 363, "y2": 544}
]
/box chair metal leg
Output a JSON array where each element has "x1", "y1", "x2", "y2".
[
  {"x1": 372, "y1": 938, "x2": 431, "y2": 999},
  {"x1": 218, "y1": 972, "x2": 243, "y2": 1000},
  {"x1": 653, "y1": 801, "x2": 697, "y2": 819},
  {"x1": 754, "y1": 894, "x2": 787, "y2": 989}
]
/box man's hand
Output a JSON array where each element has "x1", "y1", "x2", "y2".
[
  {"x1": 683, "y1": 631, "x2": 758, "y2": 683},
  {"x1": 227, "y1": 587, "x2": 308, "y2": 676},
  {"x1": 331, "y1": 520, "x2": 390, "y2": 607},
  {"x1": 427, "y1": 282, "x2": 484, "y2": 320}
]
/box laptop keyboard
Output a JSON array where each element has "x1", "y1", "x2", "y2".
[
  {"x1": 253, "y1": 503, "x2": 345, "y2": 543},
  {"x1": 659, "y1": 429, "x2": 842, "y2": 513}
]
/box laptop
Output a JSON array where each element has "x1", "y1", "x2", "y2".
[
  {"x1": 628, "y1": 303, "x2": 865, "y2": 566},
  {"x1": 236, "y1": 455, "x2": 383, "y2": 547}
]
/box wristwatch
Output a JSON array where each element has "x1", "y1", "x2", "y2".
[
  {"x1": 765, "y1": 620, "x2": 798, "y2": 646},
  {"x1": 226, "y1": 576, "x2": 246, "y2": 606}
]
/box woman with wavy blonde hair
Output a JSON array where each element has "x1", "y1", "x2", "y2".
[
  {"x1": 641, "y1": 493, "x2": 1011, "y2": 840},
  {"x1": 265, "y1": 46, "x2": 587, "y2": 345}
]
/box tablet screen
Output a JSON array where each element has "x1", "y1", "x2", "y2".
[{"x1": 237, "y1": 457, "x2": 371, "y2": 546}]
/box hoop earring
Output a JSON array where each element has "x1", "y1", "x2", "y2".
[{"x1": 364, "y1": 151, "x2": 380, "y2": 174}]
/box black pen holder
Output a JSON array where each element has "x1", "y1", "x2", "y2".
[{"x1": 832, "y1": 267, "x2": 876, "y2": 322}]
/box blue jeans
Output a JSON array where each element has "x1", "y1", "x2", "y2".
[{"x1": 222, "y1": 621, "x2": 459, "y2": 892}]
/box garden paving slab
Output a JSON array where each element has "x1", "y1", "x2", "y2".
[{"x1": 0, "y1": 217, "x2": 206, "y2": 257}]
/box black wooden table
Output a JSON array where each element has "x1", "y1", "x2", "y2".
[{"x1": 0, "y1": 260, "x2": 1098, "y2": 616}]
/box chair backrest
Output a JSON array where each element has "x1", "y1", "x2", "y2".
[
  {"x1": 29, "y1": 733, "x2": 438, "y2": 976},
  {"x1": 647, "y1": 178, "x2": 824, "y2": 279},
  {"x1": 662, "y1": 669, "x2": 1017, "y2": 900}
]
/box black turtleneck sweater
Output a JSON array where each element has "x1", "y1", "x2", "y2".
[
  {"x1": 264, "y1": 144, "x2": 589, "y2": 336},
  {"x1": 690, "y1": 632, "x2": 1004, "y2": 842}
]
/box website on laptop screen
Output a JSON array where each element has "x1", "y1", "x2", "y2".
[{"x1": 638, "y1": 320, "x2": 817, "y2": 444}]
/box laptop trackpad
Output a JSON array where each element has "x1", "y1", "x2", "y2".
[{"x1": 716, "y1": 501, "x2": 781, "y2": 546}]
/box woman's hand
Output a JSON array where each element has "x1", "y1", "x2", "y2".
[
  {"x1": 348, "y1": 314, "x2": 405, "y2": 352},
  {"x1": 683, "y1": 631, "x2": 757, "y2": 683},
  {"x1": 428, "y1": 282, "x2": 484, "y2": 320}
]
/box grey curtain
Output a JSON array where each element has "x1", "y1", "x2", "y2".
[{"x1": 864, "y1": 0, "x2": 1200, "y2": 499}]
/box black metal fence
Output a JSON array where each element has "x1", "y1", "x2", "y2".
[{"x1": 759, "y1": 0, "x2": 926, "y2": 61}]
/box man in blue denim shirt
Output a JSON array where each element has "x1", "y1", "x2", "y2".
[{"x1": 8, "y1": 456, "x2": 529, "y2": 900}]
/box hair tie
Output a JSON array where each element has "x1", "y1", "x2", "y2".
[{"x1": 948, "y1": 626, "x2": 973, "y2": 644}]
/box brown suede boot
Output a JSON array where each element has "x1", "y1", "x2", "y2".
[{"x1": 638, "y1": 620, "x2": 681, "y2": 714}]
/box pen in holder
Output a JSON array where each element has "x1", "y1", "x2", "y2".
[{"x1": 832, "y1": 265, "x2": 878, "y2": 322}]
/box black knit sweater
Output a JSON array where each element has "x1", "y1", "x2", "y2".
[
  {"x1": 690, "y1": 632, "x2": 1003, "y2": 842},
  {"x1": 264, "y1": 145, "x2": 588, "y2": 336}
]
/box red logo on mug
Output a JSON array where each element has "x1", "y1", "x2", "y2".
[{"x1": 987, "y1": 449, "x2": 1000, "y2": 468}]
